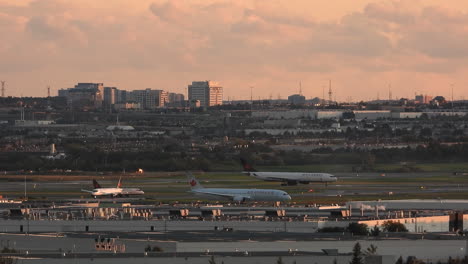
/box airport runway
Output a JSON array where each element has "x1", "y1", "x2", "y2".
[{"x1": 1, "y1": 172, "x2": 467, "y2": 203}]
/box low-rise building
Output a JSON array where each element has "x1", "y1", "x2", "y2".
[
  {"x1": 354, "y1": 110, "x2": 391, "y2": 120},
  {"x1": 316, "y1": 111, "x2": 344, "y2": 119},
  {"x1": 114, "y1": 102, "x2": 141, "y2": 110},
  {"x1": 390, "y1": 112, "x2": 423, "y2": 119},
  {"x1": 288, "y1": 94, "x2": 306, "y2": 105}
]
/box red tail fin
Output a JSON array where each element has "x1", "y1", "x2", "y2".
[
  {"x1": 240, "y1": 158, "x2": 257, "y2": 172},
  {"x1": 117, "y1": 177, "x2": 122, "y2": 188},
  {"x1": 92, "y1": 179, "x2": 101, "y2": 189}
]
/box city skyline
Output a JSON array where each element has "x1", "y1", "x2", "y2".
[{"x1": 1, "y1": 0, "x2": 468, "y2": 100}]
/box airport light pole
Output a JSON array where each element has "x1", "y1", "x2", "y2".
[{"x1": 24, "y1": 175, "x2": 27, "y2": 201}]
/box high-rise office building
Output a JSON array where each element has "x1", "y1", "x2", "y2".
[
  {"x1": 168, "y1": 93, "x2": 185, "y2": 107},
  {"x1": 157, "y1": 90, "x2": 169, "y2": 107},
  {"x1": 129, "y1": 88, "x2": 168, "y2": 109},
  {"x1": 104, "y1": 87, "x2": 117, "y2": 106},
  {"x1": 115, "y1": 89, "x2": 127, "y2": 103},
  {"x1": 188, "y1": 81, "x2": 223, "y2": 108},
  {"x1": 58, "y1": 83, "x2": 104, "y2": 109}
]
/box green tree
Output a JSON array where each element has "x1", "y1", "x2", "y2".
[
  {"x1": 144, "y1": 245, "x2": 151, "y2": 252},
  {"x1": 276, "y1": 256, "x2": 284, "y2": 264},
  {"x1": 347, "y1": 223, "x2": 369, "y2": 236},
  {"x1": 406, "y1": 256, "x2": 421, "y2": 264},
  {"x1": 395, "y1": 256, "x2": 403, "y2": 264},
  {"x1": 364, "y1": 244, "x2": 378, "y2": 256},
  {"x1": 350, "y1": 242, "x2": 363, "y2": 264},
  {"x1": 370, "y1": 225, "x2": 381, "y2": 237},
  {"x1": 0, "y1": 256, "x2": 17, "y2": 264},
  {"x1": 208, "y1": 255, "x2": 217, "y2": 264},
  {"x1": 382, "y1": 221, "x2": 408, "y2": 232}
]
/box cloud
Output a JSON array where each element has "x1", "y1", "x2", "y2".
[
  {"x1": 1, "y1": 0, "x2": 468, "y2": 98},
  {"x1": 149, "y1": 0, "x2": 191, "y2": 26},
  {"x1": 364, "y1": 1, "x2": 416, "y2": 24},
  {"x1": 307, "y1": 18, "x2": 392, "y2": 57},
  {"x1": 398, "y1": 6, "x2": 468, "y2": 59}
]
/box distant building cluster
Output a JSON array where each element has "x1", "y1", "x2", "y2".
[
  {"x1": 41, "y1": 80, "x2": 461, "y2": 112},
  {"x1": 58, "y1": 81, "x2": 226, "y2": 111},
  {"x1": 413, "y1": 94, "x2": 448, "y2": 106},
  {"x1": 414, "y1": 94, "x2": 433, "y2": 104},
  {"x1": 59, "y1": 83, "x2": 191, "y2": 111}
]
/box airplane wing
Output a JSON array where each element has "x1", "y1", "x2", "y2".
[
  {"x1": 265, "y1": 176, "x2": 290, "y2": 181},
  {"x1": 120, "y1": 189, "x2": 144, "y2": 195},
  {"x1": 81, "y1": 189, "x2": 94, "y2": 194},
  {"x1": 248, "y1": 172, "x2": 287, "y2": 182},
  {"x1": 192, "y1": 190, "x2": 251, "y2": 200}
]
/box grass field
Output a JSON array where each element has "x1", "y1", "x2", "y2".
[
  {"x1": 2, "y1": 163, "x2": 468, "y2": 204},
  {"x1": 250, "y1": 162, "x2": 468, "y2": 173}
]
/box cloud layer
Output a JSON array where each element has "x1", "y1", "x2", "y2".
[{"x1": 1, "y1": 0, "x2": 468, "y2": 100}]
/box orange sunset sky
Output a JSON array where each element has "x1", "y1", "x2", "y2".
[{"x1": 1, "y1": 0, "x2": 468, "y2": 101}]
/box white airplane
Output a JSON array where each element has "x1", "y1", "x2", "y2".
[
  {"x1": 240, "y1": 158, "x2": 337, "y2": 186},
  {"x1": 81, "y1": 178, "x2": 144, "y2": 198},
  {"x1": 186, "y1": 172, "x2": 291, "y2": 203}
]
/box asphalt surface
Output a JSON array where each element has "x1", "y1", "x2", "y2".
[{"x1": 1, "y1": 172, "x2": 467, "y2": 202}]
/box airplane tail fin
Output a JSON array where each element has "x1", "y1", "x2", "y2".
[
  {"x1": 240, "y1": 158, "x2": 257, "y2": 172},
  {"x1": 92, "y1": 179, "x2": 101, "y2": 189},
  {"x1": 117, "y1": 177, "x2": 122, "y2": 188},
  {"x1": 186, "y1": 171, "x2": 202, "y2": 189}
]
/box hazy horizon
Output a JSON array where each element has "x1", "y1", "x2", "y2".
[{"x1": 1, "y1": 0, "x2": 468, "y2": 101}]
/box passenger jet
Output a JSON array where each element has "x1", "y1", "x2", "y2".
[
  {"x1": 240, "y1": 158, "x2": 337, "y2": 186},
  {"x1": 187, "y1": 172, "x2": 291, "y2": 203},
  {"x1": 81, "y1": 178, "x2": 144, "y2": 198}
]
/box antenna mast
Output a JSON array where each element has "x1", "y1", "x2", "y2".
[
  {"x1": 388, "y1": 84, "x2": 392, "y2": 101},
  {"x1": 322, "y1": 86, "x2": 325, "y2": 105},
  {"x1": 250, "y1": 86, "x2": 253, "y2": 103},
  {"x1": 46, "y1": 86, "x2": 52, "y2": 110},
  {"x1": 328, "y1": 80, "x2": 332, "y2": 104},
  {"x1": 451, "y1": 83, "x2": 454, "y2": 111}
]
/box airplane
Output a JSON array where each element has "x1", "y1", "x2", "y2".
[
  {"x1": 81, "y1": 178, "x2": 144, "y2": 198},
  {"x1": 240, "y1": 158, "x2": 337, "y2": 186},
  {"x1": 186, "y1": 172, "x2": 291, "y2": 203}
]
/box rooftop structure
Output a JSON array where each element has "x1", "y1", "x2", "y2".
[{"x1": 288, "y1": 94, "x2": 306, "y2": 105}]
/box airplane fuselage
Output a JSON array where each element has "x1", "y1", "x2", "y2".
[
  {"x1": 89, "y1": 188, "x2": 144, "y2": 197},
  {"x1": 191, "y1": 188, "x2": 291, "y2": 202},
  {"x1": 244, "y1": 171, "x2": 337, "y2": 184}
]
